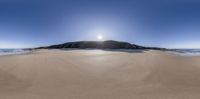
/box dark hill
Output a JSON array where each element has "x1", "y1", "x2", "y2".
[{"x1": 36, "y1": 40, "x2": 165, "y2": 50}]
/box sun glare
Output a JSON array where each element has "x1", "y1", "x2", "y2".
[{"x1": 97, "y1": 35, "x2": 103, "y2": 40}]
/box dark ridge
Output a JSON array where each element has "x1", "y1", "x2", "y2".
[{"x1": 35, "y1": 40, "x2": 166, "y2": 50}]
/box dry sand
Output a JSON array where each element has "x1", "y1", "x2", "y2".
[{"x1": 0, "y1": 49, "x2": 200, "y2": 99}]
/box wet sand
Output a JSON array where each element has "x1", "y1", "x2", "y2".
[{"x1": 0, "y1": 49, "x2": 200, "y2": 99}]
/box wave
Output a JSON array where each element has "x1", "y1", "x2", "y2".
[
  {"x1": 169, "y1": 49, "x2": 200, "y2": 56},
  {"x1": 0, "y1": 49, "x2": 30, "y2": 56}
]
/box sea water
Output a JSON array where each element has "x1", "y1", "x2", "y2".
[
  {"x1": 170, "y1": 49, "x2": 200, "y2": 56},
  {"x1": 0, "y1": 49, "x2": 30, "y2": 56}
]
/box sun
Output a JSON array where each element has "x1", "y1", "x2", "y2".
[{"x1": 97, "y1": 35, "x2": 103, "y2": 40}]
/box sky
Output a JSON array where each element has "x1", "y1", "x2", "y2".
[{"x1": 0, "y1": 0, "x2": 200, "y2": 48}]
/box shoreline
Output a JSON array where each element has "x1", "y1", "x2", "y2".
[
  {"x1": 0, "y1": 50, "x2": 33, "y2": 57},
  {"x1": 1, "y1": 49, "x2": 200, "y2": 57}
]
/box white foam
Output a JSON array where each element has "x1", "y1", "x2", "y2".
[
  {"x1": 0, "y1": 49, "x2": 30, "y2": 56},
  {"x1": 167, "y1": 49, "x2": 200, "y2": 56}
]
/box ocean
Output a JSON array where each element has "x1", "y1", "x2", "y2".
[
  {"x1": 168, "y1": 49, "x2": 200, "y2": 56},
  {"x1": 0, "y1": 49, "x2": 30, "y2": 56}
]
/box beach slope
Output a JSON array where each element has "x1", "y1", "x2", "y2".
[{"x1": 0, "y1": 49, "x2": 199, "y2": 99}]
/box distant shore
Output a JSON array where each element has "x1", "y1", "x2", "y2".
[{"x1": 36, "y1": 40, "x2": 166, "y2": 51}]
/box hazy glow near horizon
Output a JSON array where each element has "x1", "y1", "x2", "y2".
[
  {"x1": 167, "y1": 42, "x2": 200, "y2": 49},
  {"x1": 0, "y1": 42, "x2": 29, "y2": 48}
]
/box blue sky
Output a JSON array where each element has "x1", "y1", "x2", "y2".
[{"x1": 0, "y1": 0, "x2": 200, "y2": 48}]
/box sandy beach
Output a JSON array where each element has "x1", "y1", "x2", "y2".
[{"x1": 0, "y1": 49, "x2": 200, "y2": 99}]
